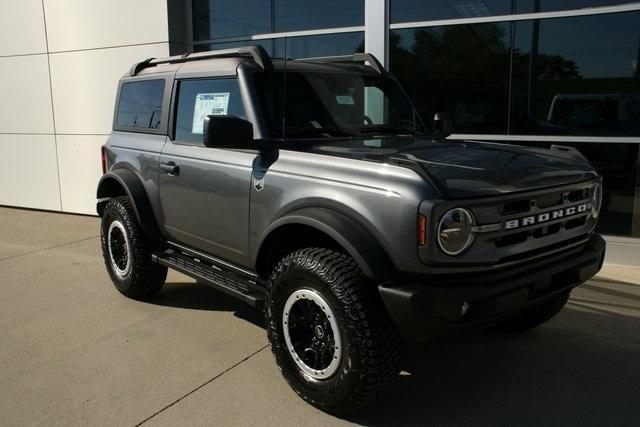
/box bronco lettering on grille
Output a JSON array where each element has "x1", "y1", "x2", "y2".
[{"x1": 504, "y1": 203, "x2": 591, "y2": 230}]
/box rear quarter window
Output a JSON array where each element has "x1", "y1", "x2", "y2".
[{"x1": 115, "y1": 79, "x2": 165, "y2": 130}]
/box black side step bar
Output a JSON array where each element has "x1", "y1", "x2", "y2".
[{"x1": 152, "y1": 249, "x2": 267, "y2": 307}]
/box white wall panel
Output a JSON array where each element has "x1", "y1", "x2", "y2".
[
  {"x1": 0, "y1": 0, "x2": 47, "y2": 56},
  {"x1": 56, "y1": 135, "x2": 106, "y2": 214},
  {"x1": 49, "y1": 42, "x2": 169, "y2": 135},
  {"x1": 44, "y1": 0, "x2": 169, "y2": 52},
  {"x1": 0, "y1": 55, "x2": 54, "y2": 134},
  {"x1": 0, "y1": 134, "x2": 60, "y2": 210}
]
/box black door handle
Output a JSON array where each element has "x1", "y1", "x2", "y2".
[{"x1": 160, "y1": 161, "x2": 179, "y2": 176}]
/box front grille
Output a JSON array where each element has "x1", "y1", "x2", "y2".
[
  {"x1": 499, "y1": 187, "x2": 592, "y2": 219},
  {"x1": 423, "y1": 179, "x2": 599, "y2": 266},
  {"x1": 494, "y1": 185, "x2": 593, "y2": 249}
]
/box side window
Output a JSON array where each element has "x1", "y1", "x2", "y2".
[
  {"x1": 174, "y1": 78, "x2": 246, "y2": 145},
  {"x1": 116, "y1": 79, "x2": 165, "y2": 130}
]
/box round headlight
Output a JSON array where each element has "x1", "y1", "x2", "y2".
[
  {"x1": 437, "y1": 208, "x2": 475, "y2": 256},
  {"x1": 591, "y1": 182, "x2": 602, "y2": 219}
]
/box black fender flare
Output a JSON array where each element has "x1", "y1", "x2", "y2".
[
  {"x1": 255, "y1": 207, "x2": 398, "y2": 281},
  {"x1": 96, "y1": 169, "x2": 160, "y2": 237}
]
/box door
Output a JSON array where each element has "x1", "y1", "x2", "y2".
[{"x1": 158, "y1": 77, "x2": 256, "y2": 265}]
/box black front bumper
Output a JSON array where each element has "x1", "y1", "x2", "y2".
[{"x1": 379, "y1": 234, "x2": 606, "y2": 340}]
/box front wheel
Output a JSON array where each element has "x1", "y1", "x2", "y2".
[{"x1": 266, "y1": 248, "x2": 404, "y2": 415}]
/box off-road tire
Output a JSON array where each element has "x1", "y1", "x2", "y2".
[
  {"x1": 497, "y1": 291, "x2": 571, "y2": 332},
  {"x1": 266, "y1": 248, "x2": 404, "y2": 415},
  {"x1": 100, "y1": 196, "x2": 167, "y2": 298}
]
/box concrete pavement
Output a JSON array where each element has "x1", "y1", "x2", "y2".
[{"x1": 1, "y1": 206, "x2": 639, "y2": 426}]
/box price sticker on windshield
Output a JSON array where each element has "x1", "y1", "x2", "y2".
[{"x1": 335, "y1": 95, "x2": 355, "y2": 105}]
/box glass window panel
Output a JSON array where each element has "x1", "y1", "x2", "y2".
[
  {"x1": 391, "y1": 0, "x2": 512, "y2": 24},
  {"x1": 582, "y1": 142, "x2": 639, "y2": 237},
  {"x1": 175, "y1": 79, "x2": 246, "y2": 145},
  {"x1": 274, "y1": 33, "x2": 364, "y2": 58},
  {"x1": 274, "y1": 0, "x2": 363, "y2": 32},
  {"x1": 198, "y1": 32, "x2": 364, "y2": 59},
  {"x1": 364, "y1": 87, "x2": 386, "y2": 124},
  {"x1": 192, "y1": 0, "x2": 363, "y2": 40},
  {"x1": 116, "y1": 80, "x2": 165, "y2": 129},
  {"x1": 192, "y1": 0, "x2": 270, "y2": 40},
  {"x1": 194, "y1": 39, "x2": 277, "y2": 55},
  {"x1": 390, "y1": 24, "x2": 511, "y2": 134},
  {"x1": 511, "y1": 12, "x2": 640, "y2": 137}
]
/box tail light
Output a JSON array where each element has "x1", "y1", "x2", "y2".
[
  {"x1": 417, "y1": 214, "x2": 427, "y2": 246},
  {"x1": 101, "y1": 144, "x2": 107, "y2": 174}
]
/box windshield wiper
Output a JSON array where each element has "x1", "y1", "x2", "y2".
[
  {"x1": 360, "y1": 124, "x2": 423, "y2": 136},
  {"x1": 279, "y1": 126, "x2": 354, "y2": 138}
]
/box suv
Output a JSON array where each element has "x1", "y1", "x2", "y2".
[{"x1": 97, "y1": 46, "x2": 605, "y2": 414}]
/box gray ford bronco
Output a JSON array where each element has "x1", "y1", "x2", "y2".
[{"x1": 97, "y1": 46, "x2": 606, "y2": 414}]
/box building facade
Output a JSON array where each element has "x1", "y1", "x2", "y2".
[{"x1": 1, "y1": 0, "x2": 639, "y2": 265}]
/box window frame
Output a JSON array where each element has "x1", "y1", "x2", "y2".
[
  {"x1": 169, "y1": 75, "x2": 248, "y2": 146},
  {"x1": 112, "y1": 75, "x2": 172, "y2": 135}
]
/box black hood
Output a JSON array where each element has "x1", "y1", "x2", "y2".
[{"x1": 286, "y1": 136, "x2": 598, "y2": 199}]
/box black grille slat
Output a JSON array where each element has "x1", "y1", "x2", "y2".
[
  {"x1": 537, "y1": 192, "x2": 563, "y2": 209},
  {"x1": 502, "y1": 199, "x2": 531, "y2": 216},
  {"x1": 565, "y1": 216, "x2": 587, "y2": 230},
  {"x1": 495, "y1": 231, "x2": 528, "y2": 247},
  {"x1": 567, "y1": 188, "x2": 589, "y2": 202},
  {"x1": 492, "y1": 184, "x2": 593, "y2": 249}
]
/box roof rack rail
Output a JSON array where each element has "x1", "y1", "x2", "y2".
[
  {"x1": 295, "y1": 53, "x2": 386, "y2": 74},
  {"x1": 129, "y1": 45, "x2": 273, "y2": 76}
]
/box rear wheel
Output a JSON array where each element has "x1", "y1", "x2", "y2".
[
  {"x1": 497, "y1": 291, "x2": 570, "y2": 332},
  {"x1": 266, "y1": 248, "x2": 404, "y2": 415},
  {"x1": 100, "y1": 196, "x2": 167, "y2": 298}
]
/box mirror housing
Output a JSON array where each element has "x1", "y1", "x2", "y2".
[
  {"x1": 433, "y1": 112, "x2": 453, "y2": 138},
  {"x1": 203, "y1": 115, "x2": 253, "y2": 148}
]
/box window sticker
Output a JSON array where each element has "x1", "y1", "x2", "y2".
[
  {"x1": 364, "y1": 139, "x2": 382, "y2": 148},
  {"x1": 336, "y1": 95, "x2": 355, "y2": 105},
  {"x1": 192, "y1": 92, "x2": 230, "y2": 133}
]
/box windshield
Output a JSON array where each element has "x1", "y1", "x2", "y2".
[{"x1": 254, "y1": 70, "x2": 426, "y2": 140}]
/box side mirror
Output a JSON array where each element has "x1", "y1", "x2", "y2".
[
  {"x1": 433, "y1": 112, "x2": 453, "y2": 138},
  {"x1": 203, "y1": 115, "x2": 253, "y2": 148}
]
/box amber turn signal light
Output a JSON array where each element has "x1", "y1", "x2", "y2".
[{"x1": 417, "y1": 214, "x2": 427, "y2": 246}]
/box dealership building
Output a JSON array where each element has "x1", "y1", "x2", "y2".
[{"x1": 0, "y1": 0, "x2": 638, "y2": 265}]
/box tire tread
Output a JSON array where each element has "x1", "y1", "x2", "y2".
[
  {"x1": 101, "y1": 196, "x2": 166, "y2": 298},
  {"x1": 267, "y1": 247, "x2": 404, "y2": 415}
]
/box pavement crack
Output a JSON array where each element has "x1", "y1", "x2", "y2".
[
  {"x1": 136, "y1": 344, "x2": 270, "y2": 426},
  {"x1": 0, "y1": 235, "x2": 99, "y2": 261}
]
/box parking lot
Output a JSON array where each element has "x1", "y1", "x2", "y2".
[{"x1": 1, "y1": 206, "x2": 639, "y2": 426}]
